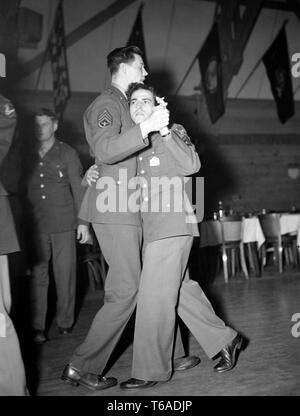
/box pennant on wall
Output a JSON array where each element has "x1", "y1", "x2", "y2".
[
  {"x1": 216, "y1": 0, "x2": 263, "y2": 92},
  {"x1": 198, "y1": 22, "x2": 224, "y2": 124},
  {"x1": 48, "y1": 0, "x2": 70, "y2": 120},
  {"x1": 263, "y1": 26, "x2": 294, "y2": 124},
  {"x1": 127, "y1": 4, "x2": 148, "y2": 70}
]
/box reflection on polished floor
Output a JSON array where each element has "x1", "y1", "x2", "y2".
[{"x1": 16, "y1": 267, "x2": 300, "y2": 396}]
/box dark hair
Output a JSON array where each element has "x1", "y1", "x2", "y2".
[
  {"x1": 126, "y1": 82, "x2": 156, "y2": 102},
  {"x1": 35, "y1": 108, "x2": 58, "y2": 123},
  {"x1": 107, "y1": 46, "x2": 143, "y2": 75}
]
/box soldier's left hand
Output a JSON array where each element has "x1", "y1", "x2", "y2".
[
  {"x1": 77, "y1": 224, "x2": 91, "y2": 244},
  {"x1": 86, "y1": 164, "x2": 99, "y2": 186}
]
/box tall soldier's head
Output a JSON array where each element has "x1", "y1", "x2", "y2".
[{"x1": 107, "y1": 46, "x2": 148, "y2": 90}]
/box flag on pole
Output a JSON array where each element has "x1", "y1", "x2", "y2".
[
  {"x1": 48, "y1": 0, "x2": 70, "y2": 119},
  {"x1": 127, "y1": 4, "x2": 148, "y2": 70},
  {"x1": 198, "y1": 22, "x2": 225, "y2": 124},
  {"x1": 262, "y1": 25, "x2": 294, "y2": 123}
]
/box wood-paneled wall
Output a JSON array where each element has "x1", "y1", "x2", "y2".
[{"x1": 10, "y1": 89, "x2": 300, "y2": 213}]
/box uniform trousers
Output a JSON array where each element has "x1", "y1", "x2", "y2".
[
  {"x1": 70, "y1": 223, "x2": 143, "y2": 374},
  {"x1": 30, "y1": 230, "x2": 76, "y2": 330},
  {"x1": 132, "y1": 235, "x2": 236, "y2": 381},
  {"x1": 0, "y1": 255, "x2": 27, "y2": 396}
]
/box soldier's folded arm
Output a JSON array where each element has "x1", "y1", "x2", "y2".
[
  {"x1": 85, "y1": 99, "x2": 148, "y2": 165},
  {"x1": 164, "y1": 124, "x2": 201, "y2": 176}
]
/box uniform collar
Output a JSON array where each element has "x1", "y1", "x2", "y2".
[
  {"x1": 38, "y1": 138, "x2": 60, "y2": 157},
  {"x1": 109, "y1": 84, "x2": 128, "y2": 102}
]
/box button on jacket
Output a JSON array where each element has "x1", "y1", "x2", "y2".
[
  {"x1": 137, "y1": 124, "x2": 201, "y2": 243},
  {"x1": 25, "y1": 140, "x2": 85, "y2": 234},
  {"x1": 79, "y1": 86, "x2": 149, "y2": 225}
]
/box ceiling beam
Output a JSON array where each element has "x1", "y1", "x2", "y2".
[
  {"x1": 19, "y1": 0, "x2": 137, "y2": 78},
  {"x1": 194, "y1": 0, "x2": 297, "y2": 12}
]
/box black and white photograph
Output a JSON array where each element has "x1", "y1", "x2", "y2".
[{"x1": 0, "y1": 0, "x2": 300, "y2": 403}]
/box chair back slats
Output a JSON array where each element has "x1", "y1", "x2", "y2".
[
  {"x1": 258, "y1": 213, "x2": 284, "y2": 273},
  {"x1": 218, "y1": 214, "x2": 248, "y2": 281},
  {"x1": 219, "y1": 215, "x2": 242, "y2": 242},
  {"x1": 258, "y1": 214, "x2": 280, "y2": 239}
]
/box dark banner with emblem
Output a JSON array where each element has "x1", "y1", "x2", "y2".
[
  {"x1": 198, "y1": 22, "x2": 225, "y2": 124},
  {"x1": 126, "y1": 4, "x2": 148, "y2": 70},
  {"x1": 262, "y1": 25, "x2": 294, "y2": 123}
]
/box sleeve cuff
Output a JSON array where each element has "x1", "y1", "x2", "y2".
[
  {"x1": 78, "y1": 219, "x2": 89, "y2": 226},
  {"x1": 162, "y1": 132, "x2": 172, "y2": 142}
]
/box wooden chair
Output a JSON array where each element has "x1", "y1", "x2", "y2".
[
  {"x1": 82, "y1": 249, "x2": 107, "y2": 291},
  {"x1": 80, "y1": 231, "x2": 107, "y2": 291},
  {"x1": 219, "y1": 215, "x2": 249, "y2": 283},
  {"x1": 258, "y1": 213, "x2": 297, "y2": 273}
]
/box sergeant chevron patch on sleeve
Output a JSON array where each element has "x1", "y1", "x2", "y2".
[
  {"x1": 97, "y1": 109, "x2": 113, "y2": 128},
  {"x1": 173, "y1": 124, "x2": 193, "y2": 146}
]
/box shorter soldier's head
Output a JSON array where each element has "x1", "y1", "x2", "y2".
[
  {"x1": 107, "y1": 46, "x2": 147, "y2": 86},
  {"x1": 34, "y1": 108, "x2": 58, "y2": 142},
  {"x1": 127, "y1": 82, "x2": 156, "y2": 124}
]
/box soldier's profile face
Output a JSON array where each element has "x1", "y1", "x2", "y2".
[
  {"x1": 35, "y1": 115, "x2": 58, "y2": 141},
  {"x1": 125, "y1": 54, "x2": 148, "y2": 84},
  {"x1": 129, "y1": 89, "x2": 154, "y2": 124}
]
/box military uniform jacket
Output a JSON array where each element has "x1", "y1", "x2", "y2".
[
  {"x1": 25, "y1": 140, "x2": 85, "y2": 234},
  {"x1": 0, "y1": 95, "x2": 19, "y2": 254},
  {"x1": 79, "y1": 85, "x2": 149, "y2": 226},
  {"x1": 137, "y1": 124, "x2": 201, "y2": 243}
]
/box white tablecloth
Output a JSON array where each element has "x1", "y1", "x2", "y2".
[
  {"x1": 280, "y1": 213, "x2": 300, "y2": 246},
  {"x1": 242, "y1": 217, "x2": 265, "y2": 247},
  {"x1": 199, "y1": 217, "x2": 265, "y2": 248}
]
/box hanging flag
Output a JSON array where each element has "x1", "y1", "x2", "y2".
[
  {"x1": 127, "y1": 4, "x2": 148, "y2": 70},
  {"x1": 262, "y1": 26, "x2": 294, "y2": 123},
  {"x1": 198, "y1": 22, "x2": 224, "y2": 124},
  {"x1": 216, "y1": 0, "x2": 263, "y2": 92},
  {"x1": 48, "y1": 0, "x2": 70, "y2": 120}
]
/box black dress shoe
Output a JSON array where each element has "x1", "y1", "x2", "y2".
[
  {"x1": 33, "y1": 330, "x2": 47, "y2": 344},
  {"x1": 174, "y1": 355, "x2": 200, "y2": 371},
  {"x1": 214, "y1": 333, "x2": 244, "y2": 373},
  {"x1": 59, "y1": 327, "x2": 72, "y2": 335},
  {"x1": 119, "y1": 378, "x2": 157, "y2": 390},
  {"x1": 61, "y1": 364, "x2": 117, "y2": 391}
]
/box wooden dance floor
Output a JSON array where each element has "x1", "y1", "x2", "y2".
[{"x1": 16, "y1": 268, "x2": 300, "y2": 396}]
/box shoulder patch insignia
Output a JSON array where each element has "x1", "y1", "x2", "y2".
[
  {"x1": 173, "y1": 124, "x2": 193, "y2": 146},
  {"x1": 183, "y1": 136, "x2": 193, "y2": 146},
  {"x1": 2, "y1": 102, "x2": 16, "y2": 118},
  {"x1": 97, "y1": 109, "x2": 113, "y2": 128}
]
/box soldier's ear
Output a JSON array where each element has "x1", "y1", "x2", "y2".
[
  {"x1": 53, "y1": 121, "x2": 58, "y2": 132},
  {"x1": 119, "y1": 62, "x2": 127, "y2": 75}
]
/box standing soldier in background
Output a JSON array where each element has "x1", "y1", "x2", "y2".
[
  {"x1": 0, "y1": 94, "x2": 28, "y2": 396},
  {"x1": 23, "y1": 108, "x2": 90, "y2": 345}
]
